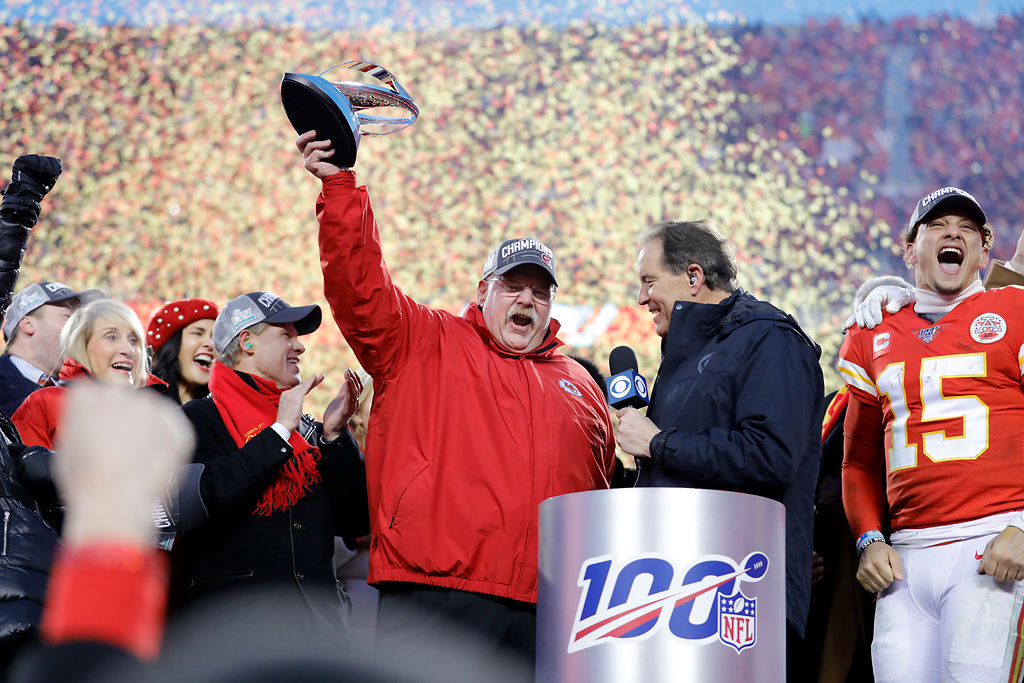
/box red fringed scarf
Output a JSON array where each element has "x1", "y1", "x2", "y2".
[{"x1": 208, "y1": 361, "x2": 321, "y2": 516}]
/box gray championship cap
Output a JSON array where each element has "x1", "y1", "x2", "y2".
[
  {"x1": 481, "y1": 237, "x2": 558, "y2": 286},
  {"x1": 3, "y1": 281, "x2": 106, "y2": 340},
  {"x1": 907, "y1": 187, "x2": 989, "y2": 244},
  {"x1": 212, "y1": 291, "x2": 322, "y2": 354}
]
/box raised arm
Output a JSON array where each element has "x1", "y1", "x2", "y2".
[
  {"x1": 298, "y1": 132, "x2": 441, "y2": 381},
  {"x1": 0, "y1": 155, "x2": 62, "y2": 316}
]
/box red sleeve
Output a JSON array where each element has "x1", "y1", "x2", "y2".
[
  {"x1": 821, "y1": 385, "x2": 850, "y2": 445},
  {"x1": 11, "y1": 387, "x2": 61, "y2": 449},
  {"x1": 316, "y1": 172, "x2": 440, "y2": 382},
  {"x1": 841, "y1": 393, "x2": 888, "y2": 538},
  {"x1": 41, "y1": 545, "x2": 168, "y2": 660}
]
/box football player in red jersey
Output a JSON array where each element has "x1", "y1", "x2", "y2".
[{"x1": 839, "y1": 187, "x2": 1024, "y2": 682}]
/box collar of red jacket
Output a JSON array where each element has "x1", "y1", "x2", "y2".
[
  {"x1": 463, "y1": 303, "x2": 564, "y2": 358},
  {"x1": 58, "y1": 357, "x2": 91, "y2": 382},
  {"x1": 57, "y1": 356, "x2": 168, "y2": 388}
]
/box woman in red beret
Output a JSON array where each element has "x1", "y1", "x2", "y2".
[{"x1": 147, "y1": 298, "x2": 218, "y2": 405}]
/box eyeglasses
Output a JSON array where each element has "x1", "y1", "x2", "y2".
[{"x1": 488, "y1": 277, "x2": 556, "y2": 304}]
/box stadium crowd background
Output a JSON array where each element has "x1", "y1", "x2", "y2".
[{"x1": 2, "y1": 0, "x2": 1023, "y2": 410}]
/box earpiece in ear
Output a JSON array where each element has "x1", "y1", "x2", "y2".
[
  {"x1": 689, "y1": 274, "x2": 697, "y2": 285},
  {"x1": 244, "y1": 343, "x2": 253, "y2": 349}
]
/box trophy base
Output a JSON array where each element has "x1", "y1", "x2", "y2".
[{"x1": 281, "y1": 73, "x2": 360, "y2": 168}]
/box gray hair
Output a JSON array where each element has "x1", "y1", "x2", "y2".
[
  {"x1": 638, "y1": 219, "x2": 738, "y2": 292},
  {"x1": 218, "y1": 322, "x2": 268, "y2": 367}
]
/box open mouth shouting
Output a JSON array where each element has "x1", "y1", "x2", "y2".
[
  {"x1": 936, "y1": 244, "x2": 965, "y2": 276},
  {"x1": 192, "y1": 352, "x2": 213, "y2": 373},
  {"x1": 506, "y1": 304, "x2": 537, "y2": 332}
]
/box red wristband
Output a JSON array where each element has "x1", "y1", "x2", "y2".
[{"x1": 41, "y1": 544, "x2": 168, "y2": 660}]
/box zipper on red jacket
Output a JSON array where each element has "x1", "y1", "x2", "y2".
[{"x1": 388, "y1": 464, "x2": 430, "y2": 528}]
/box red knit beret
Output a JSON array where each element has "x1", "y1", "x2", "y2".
[{"x1": 146, "y1": 298, "x2": 219, "y2": 352}]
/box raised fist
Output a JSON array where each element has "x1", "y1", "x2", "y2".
[
  {"x1": 1, "y1": 154, "x2": 63, "y2": 224},
  {"x1": 11, "y1": 154, "x2": 62, "y2": 196}
]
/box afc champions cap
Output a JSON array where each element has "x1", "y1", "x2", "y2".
[
  {"x1": 907, "y1": 187, "x2": 990, "y2": 246},
  {"x1": 481, "y1": 237, "x2": 558, "y2": 286},
  {"x1": 3, "y1": 282, "x2": 106, "y2": 340},
  {"x1": 212, "y1": 291, "x2": 322, "y2": 354}
]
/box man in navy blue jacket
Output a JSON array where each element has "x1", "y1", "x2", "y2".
[{"x1": 614, "y1": 219, "x2": 824, "y2": 677}]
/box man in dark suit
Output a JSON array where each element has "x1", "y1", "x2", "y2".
[{"x1": 0, "y1": 281, "x2": 103, "y2": 415}]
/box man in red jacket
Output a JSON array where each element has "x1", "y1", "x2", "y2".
[{"x1": 296, "y1": 131, "x2": 616, "y2": 668}]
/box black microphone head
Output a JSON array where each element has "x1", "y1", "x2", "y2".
[{"x1": 609, "y1": 345, "x2": 639, "y2": 376}]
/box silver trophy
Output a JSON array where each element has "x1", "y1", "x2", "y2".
[{"x1": 281, "y1": 61, "x2": 419, "y2": 167}]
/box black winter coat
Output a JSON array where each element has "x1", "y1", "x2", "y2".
[
  {"x1": 0, "y1": 200, "x2": 62, "y2": 663},
  {"x1": 0, "y1": 412, "x2": 59, "y2": 661},
  {"x1": 174, "y1": 380, "x2": 370, "y2": 629},
  {"x1": 638, "y1": 289, "x2": 825, "y2": 637}
]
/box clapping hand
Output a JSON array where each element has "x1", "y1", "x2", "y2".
[{"x1": 323, "y1": 369, "x2": 364, "y2": 442}]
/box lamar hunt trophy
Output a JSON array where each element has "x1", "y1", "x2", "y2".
[{"x1": 281, "y1": 61, "x2": 419, "y2": 167}]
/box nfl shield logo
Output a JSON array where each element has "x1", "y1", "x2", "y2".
[{"x1": 718, "y1": 591, "x2": 757, "y2": 653}]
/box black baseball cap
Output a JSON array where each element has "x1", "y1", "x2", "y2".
[
  {"x1": 481, "y1": 237, "x2": 558, "y2": 286},
  {"x1": 906, "y1": 187, "x2": 990, "y2": 245}
]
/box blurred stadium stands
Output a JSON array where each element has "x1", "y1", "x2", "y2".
[{"x1": 2, "y1": 0, "x2": 1021, "y2": 404}]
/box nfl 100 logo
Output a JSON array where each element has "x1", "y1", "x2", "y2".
[{"x1": 567, "y1": 552, "x2": 769, "y2": 654}]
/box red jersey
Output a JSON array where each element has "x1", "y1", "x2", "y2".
[{"x1": 839, "y1": 286, "x2": 1024, "y2": 533}]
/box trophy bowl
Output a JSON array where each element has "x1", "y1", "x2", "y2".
[{"x1": 281, "y1": 61, "x2": 419, "y2": 168}]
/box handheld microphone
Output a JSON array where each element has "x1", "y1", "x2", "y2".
[{"x1": 606, "y1": 346, "x2": 650, "y2": 410}]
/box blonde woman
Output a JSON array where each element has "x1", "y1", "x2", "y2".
[{"x1": 13, "y1": 299, "x2": 150, "y2": 449}]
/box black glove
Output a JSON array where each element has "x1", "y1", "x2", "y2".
[
  {"x1": 1, "y1": 154, "x2": 63, "y2": 224},
  {"x1": 14, "y1": 444, "x2": 58, "y2": 507}
]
